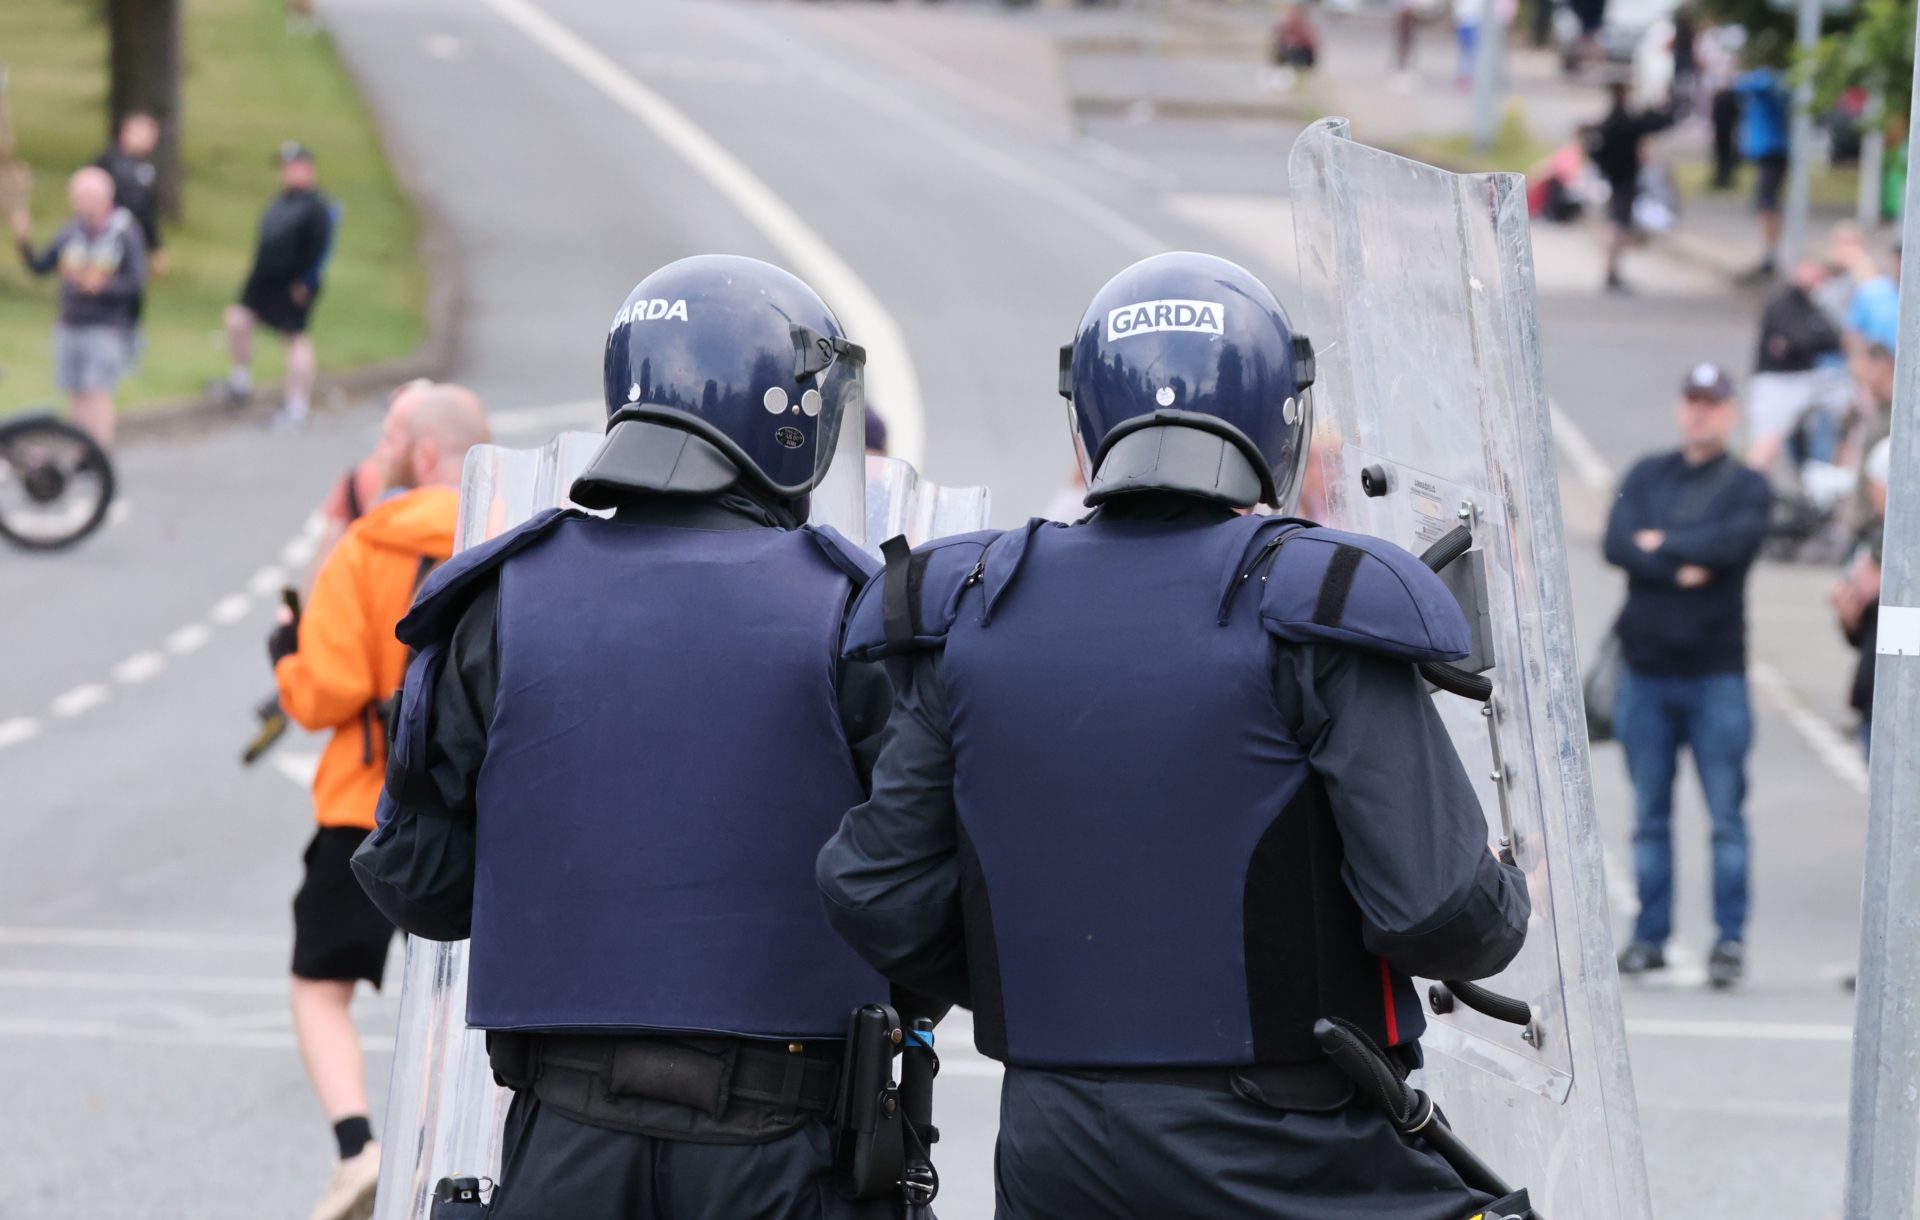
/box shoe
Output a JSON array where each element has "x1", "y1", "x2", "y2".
[
  {"x1": 206, "y1": 378, "x2": 249, "y2": 408},
  {"x1": 1616, "y1": 941, "x2": 1666, "y2": 975},
  {"x1": 1605, "y1": 271, "x2": 1632, "y2": 294},
  {"x1": 266, "y1": 406, "x2": 310, "y2": 432},
  {"x1": 1708, "y1": 940, "x2": 1745, "y2": 989},
  {"x1": 308, "y1": 1142, "x2": 380, "y2": 1220},
  {"x1": 1737, "y1": 261, "x2": 1777, "y2": 286}
]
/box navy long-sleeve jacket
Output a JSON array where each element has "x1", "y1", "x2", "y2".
[{"x1": 1603, "y1": 450, "x2": 1773, "y2": 676}]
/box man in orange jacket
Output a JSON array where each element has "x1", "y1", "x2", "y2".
[{"x1": 270, "y1": 381, "x2": 489, "y2": 1220}]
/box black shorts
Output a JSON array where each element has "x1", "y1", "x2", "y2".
[
  {"x1": 1753, "y1": 153, "x2": 1789, "y2": 213},
  {"x1": 240, "y1": 276, "x2": 316, "y2": 335},
  {"x1": 1605, "y1": 184, "x2": 1637, "y2": 228},
  {"x1": 292, "y1": 826, "x2": 395, "y2": 986}
]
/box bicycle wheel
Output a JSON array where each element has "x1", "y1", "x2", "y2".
[{"x1": 0, "y1": 413, "x2": 117, "y2": 552}]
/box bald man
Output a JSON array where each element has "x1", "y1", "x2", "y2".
[
  {"x1": 269, "y1": 382, "x2": 489, "y2": 1220},
  {"x1": 12, "y1": 167, "x2": 147, "y2": 447}
]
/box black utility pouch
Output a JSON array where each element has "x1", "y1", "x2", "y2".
[
  {"x1": 831, "y1": 1003, "x2": 905, "y2": 1200},
  {"x1": 1470, "y1": 1189, "x2": 1535, "y2": 1220},
  {"x1": 608, "y1": 1039, "x2": 736, "y2": 1114},
  {"x1": 430, "y1": 1176, "x2": 490, "y2": 1219},
  {"x1": 485, "y1": 1031, "x2": 537, "y2": 1091}
]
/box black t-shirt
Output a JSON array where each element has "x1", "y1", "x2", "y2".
[
  {"x1": 246, "y1": 187, "x2": 334, "y2": 287},
  {"x1": 94, "y1": 145, "x2": 161, "y2": 252}
]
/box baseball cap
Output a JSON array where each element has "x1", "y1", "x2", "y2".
[
  {"x1": 275, "y1": 140, "x2": 314, "y2": 165},
  {"x1": 1681, "y1": 362, "x2": 1735, "y2": 401}
]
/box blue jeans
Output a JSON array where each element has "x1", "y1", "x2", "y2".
[{"x1": 1615, "y1": 668, "x2": 1753, "y2": 946}]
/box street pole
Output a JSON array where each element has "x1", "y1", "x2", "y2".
[
  {"x1": 1841, "y1": 8, "x2": 1920, "y2": 1214},
  {"x1": 1469, "y1": 0, "x2": 1504, "y2": 152},
  {"x1": 1777, "y1": 0, "x2": 1823, "y2": 266},
  {"x1": 1859, "y1": 93, "x2": 1885, "y2": 229}
]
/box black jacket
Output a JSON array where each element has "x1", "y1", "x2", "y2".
[
  {"x1": 1604, "y1": 451, "x2": 1773, "y2": 676},
  {"x1": 1755, "y1": 285, "x2": 1841, "y2": 374}
]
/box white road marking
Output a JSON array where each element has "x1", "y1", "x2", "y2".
[
  {"x1": 271, "y1": 749, "x2": 321, "y2": 789},
  {"x1": 475, "y1": 0, "x2": 929, "y2": 468},
  {"x1": 0, "y1": 717, "x2": 40, "y2": 749},
  {"x1": 1626, "y1": 1016, "x2": 1854, "y2": 1043},
  {"x1": 110, "y1": 651, "x2": 166, "y2": 685},
  {"x1": 0, "y1": 926, "x2": 283, "y2": 952},
  {"x1": 210, "y1": 593, "x2": 251, "y2": 625},
  {"x1": 49, "y1": 684, "x2": 109, "y2": 718},
  {"x1": 165, "y1": 624, "x2": 211, "y2": 655},
  {"x1": 106, "y1": 498, "x2": 132, "y2": 528},
  {"x1": 247, "y1": 565, "x2": 286, "y2": 597},
  {"x1": 280, "y1": 534, "x2": 316, "y2": 569},
  {"x1": 0, "y1": 969, "x2": 288, "y2": 997}
]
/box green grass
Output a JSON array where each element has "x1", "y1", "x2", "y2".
[
  {"x1": 1671, "y1": 156, "x2": 1867, "y2": 210},
  {"x1": 0, "y1": 0, "x2": 422, "y2": 416},
  {"x1": 1402, "y1": 105, "x2": 1554, "y2": 176}
]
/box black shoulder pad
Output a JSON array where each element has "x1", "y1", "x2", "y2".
[
  {"x1": 397, "y1": 508, "x2": 573, "y2": 649},
  {"x1": 1259, "y1": 526, "x2": 1470, "y2": 663},
  {"x1": 843, "y1": 530, "x2": 1004, "y2": 661},
  {"x1": 803, "y1": 524, "x2": 882, "y2": 586}
]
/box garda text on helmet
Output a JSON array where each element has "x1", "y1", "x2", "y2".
[
  {"x1": 609, "y1": 298, "x2": 690, "y2": 331},
  {"x1": 1106, "y1": 299, "x2": 1226, "y2": 342}
]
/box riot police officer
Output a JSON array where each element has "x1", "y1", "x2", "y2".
[
  {"x1": 816, "y1": 252, "x2": 1533, "y2": 1220},
  {"x1": 354, "y1": 255, "x2": 897, "y2": 1220}
]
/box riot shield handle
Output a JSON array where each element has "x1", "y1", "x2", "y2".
[
  {"x1": 1428, "y1": 980, "x2": 1534, "y2": 1028},
  {"x1": 1417, "y1": 525, "x2": 1494, "y2": 701},
  {"x1": 1313, "y1": 1018, "x2": 1520, "y2": 1202}
]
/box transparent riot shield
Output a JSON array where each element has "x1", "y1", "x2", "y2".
[
  {"x1": 373, "y1": 421, "x2": 988, "y2": 1220},
  {"x1": 1289, "y1": 118, "x2": 1650, "y2": 1218}
]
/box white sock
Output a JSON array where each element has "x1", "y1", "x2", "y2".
[
  {"x1": 228, "y1": 367, "x2": 251, "y2": 393},
  {"x1": 284, "y1": 394, "x2": 310, "y2": 420}
]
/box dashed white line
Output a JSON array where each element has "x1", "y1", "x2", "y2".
[
  {"x1": 105, "y1": 498, "x2": 133, "y2": 528},
  {"x1": 279, "y1": 535, "x2": 317, "y2": 569},
  {"x1": 210, "y1": 593, "x2": 251, "y2": 625},
  {"x1": 1548, "y1": 399, "x2": 1615, "y2": 495},
  {"x1": 165, "y1": 624, "x2": 211, "y2": 655},
  {"x1": 0, "y1": 717, "x2": 41, "y2": 749},
  {"x1": 110, "y1": 651, "x2": 166, "y2": 685},
  {"x1": 247, "y1": 565, "x2": 286, "y2": 597},
  {"x1": 474, "y1": 0, "x2": 929, "y2": 467},
  {"x1": 49, "y1": 684, "x2": 110, "y2": 718}
]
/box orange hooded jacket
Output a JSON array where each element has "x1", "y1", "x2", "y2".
[{"x1": 274, "y1": 485, "x2": 460, "y2": 830}]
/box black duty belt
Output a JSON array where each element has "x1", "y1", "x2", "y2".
[{"x1": 490, "y1": 1031, "x2": 842, "y2": 1120}]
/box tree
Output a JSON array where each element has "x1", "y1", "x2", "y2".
[
  {"x1": 1807, "y1": 0, "x2": 1914, "y2": 116},
  {"x1": 104, "y1": 0, "x2": 182, "y2": 221}
]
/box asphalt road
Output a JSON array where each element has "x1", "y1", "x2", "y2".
[{"x1": 0, "y1": 1, "x2": 1872, "y2": 1216}]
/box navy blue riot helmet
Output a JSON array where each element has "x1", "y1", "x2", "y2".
[
  {"x1": 574, "y1": 255, "x2": 864, "y2": 508},
  {"x1": 1060, "y1": 252, "x2": 1315, "y2": 512}
]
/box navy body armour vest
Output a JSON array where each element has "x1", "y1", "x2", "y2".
[
  {"x1": 845, "y1": 513, "x2": 1473, "y2": 1068},
  {"x1": 466, "y1": 517, "x2": 885, "y2": 1038}
]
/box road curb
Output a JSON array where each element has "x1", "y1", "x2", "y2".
[{"x1": 117, "y1": 33, "x2": 465, "y2": 446}]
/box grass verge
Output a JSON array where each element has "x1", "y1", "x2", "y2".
[{"x1": 0, "y1": 0, "x2": 422, "y2": 417}]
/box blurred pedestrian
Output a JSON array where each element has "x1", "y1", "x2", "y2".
[
  {"x1": 1606, "y1": 363, "x2": 1772, "y2": 989},
  {"x1": 269, "y1": 382, "x2": 489, "y2": 1220},
  {"x1": 1669, "y1": 6, "x2": 1699, "y2": 114},
  {"x1": 1452, "y1": 0, "x2": 1482, "y2": 88},
  {"x1": 218, "y1": 142, "x2": 338, "y2": 427},
  {"x1": 1588, "y1": 79, "x2": 1676, "y2": 292},
  {"x1": 1701, "y1": 22, "x2": 1744, "y2": 191},
  {"x1": 11, "y1": 167, "x2": 147, "y2": 448},
  {"x1": 93, "y1": 111, "x2": 164, "y2": 278},
  {"x1": 1832, "y1": 436, "x2": 1889, "y2": 755},
  {"x1": 1831, "y1": 230, "x2": 1900, "y2": 359},
  {"x1": 1733, "y1": 50, "x2": 1791, "y2": 279},
  {"x1": 1392, "y1": 0, "x2": 1421, "y2": 77},
  {"x1": 1746, "y1": 258, "x2": 1841, "y2": 478},
  {"x1": 1272, "y1": 4, "x2": 1320, "y2": 70}
]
